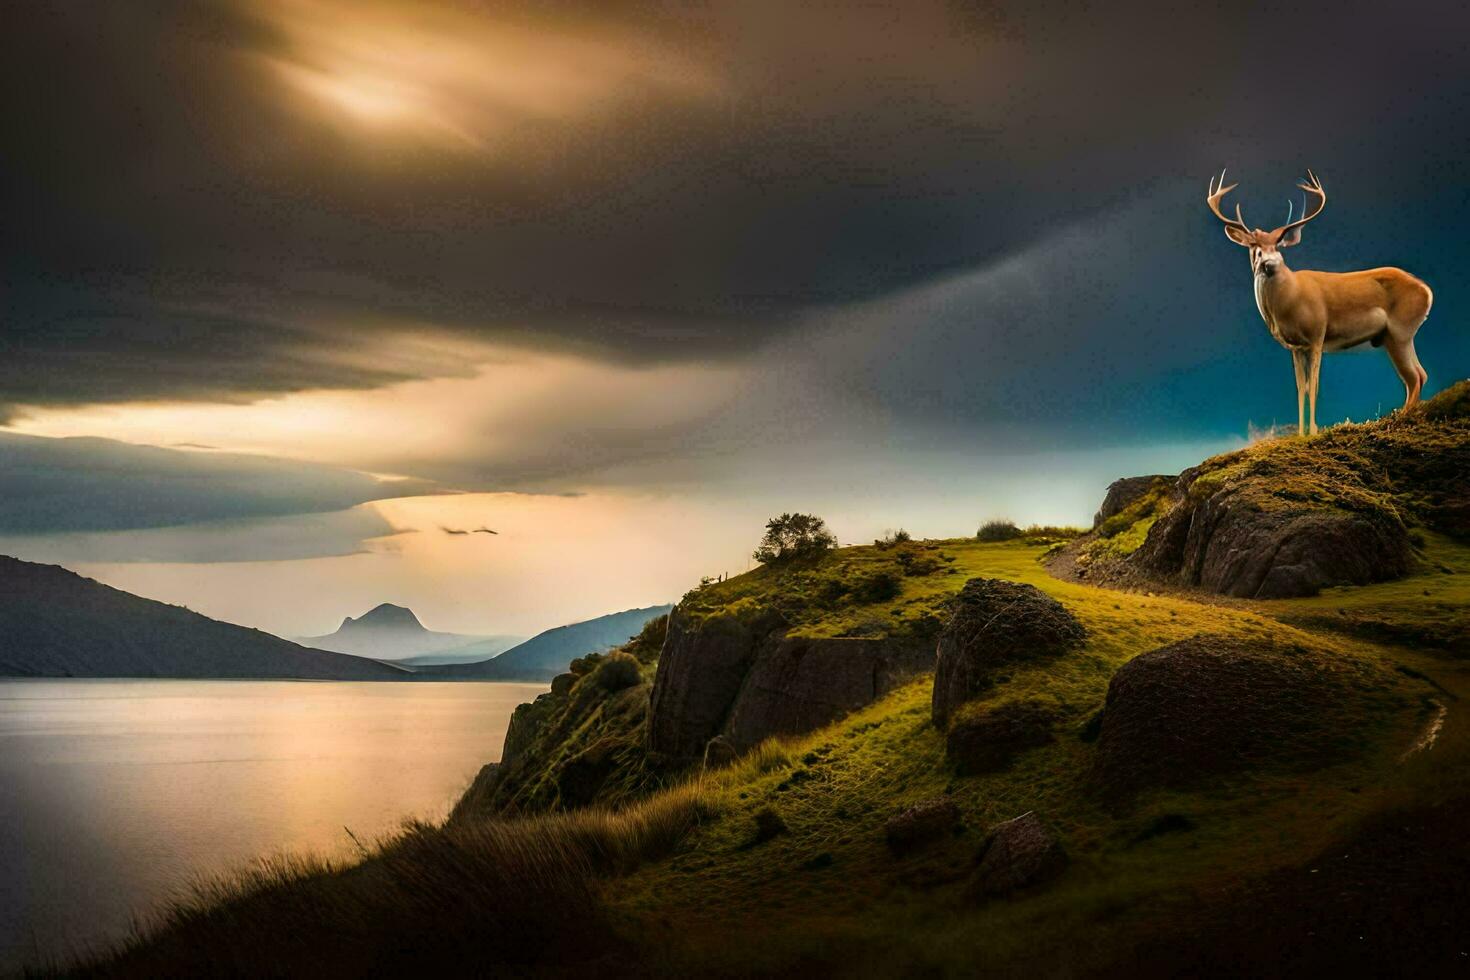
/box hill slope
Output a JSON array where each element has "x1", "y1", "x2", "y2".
[
  {"x1": 423, "y1": 604, "x2": 672, "y2": 681},
  {"x1": 0, "y1": 556, "x2": 407, "y2": 680},
  {"x1": 297, "y1": 602, "x2": 513, "y2": 660}
]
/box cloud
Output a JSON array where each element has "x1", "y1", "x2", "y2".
[
  {"x1": 0, "y1": 506, "x2": 404, "y2": 565},
  {"x1": 0, "y1": 432, "x2": 435, "y2": 534},
  {"x1": 6, "y1": 0, "x2": 1468, "y2": 422},
  {"x1": 10, "y1": 185, "x2": 1467, "y2": 504}
]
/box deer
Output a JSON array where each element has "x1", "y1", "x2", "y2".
[{"x1": 1205, "y1": 170, "x2": 1433, "y2": 435}]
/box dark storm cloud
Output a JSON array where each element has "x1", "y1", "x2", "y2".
[
  {"x1": 0, "y1": 432, "x2": 433, "y2": 534},
  {"x1": 3, "y1": 0, "x2": 1469, "y2": 419}
]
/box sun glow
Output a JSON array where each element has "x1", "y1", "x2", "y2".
[{"x1": 247, "y1": 0, "x2": 722, "y2": 148}]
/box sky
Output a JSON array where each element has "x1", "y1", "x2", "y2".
[{"x1": 3, "y1": 0, "x2": 1469, "y2": 638}]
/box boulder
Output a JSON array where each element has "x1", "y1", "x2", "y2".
[
  {"x1": 550, "y1": 672, "x2": 576, "y2": 696},
  {"x1": 946, "y1": 699, "x2": 1057, "y2": 775},
  {"x1": 1094, "y1": 635, "x2": 1364, "y2": 795},
  {"x1": 932, "y1": 579, "x2": 1085, "y2": 728},
  {"x1": 969, "y1": 812, "x2": 1067, "y2": 899},
  {"x1": 885, "y1": 798, "x2": 960, "y2": 855},
  {"x1": 722, "y1": 636, "x2": 935, "y2": 752},
  {"x1": 1094, "y1": 475, "x2": 1172, "y2": 527}
]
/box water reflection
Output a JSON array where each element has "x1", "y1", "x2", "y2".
[{"x1": 0, "y1": 679, "x2": 543, "y2": 971}]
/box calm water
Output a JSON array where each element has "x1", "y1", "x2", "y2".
[{"x1": 0, "y1": 679, "x2": 544, "y2": 972}]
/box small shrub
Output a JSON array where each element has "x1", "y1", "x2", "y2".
[
  {"x1": 595, "y1": 651, "x2": 642, "y2": 691},
  {"x1": 977, "y1": 519, "x2": 1022, "y2": 542},
  {"x1": 875, "y1": 528, "x2": 912, "y2": 549},
  {"x1": 568, "y1": 652, "x2": 605, "y2": 676},
  {"x1": 895, "y1": 549, "x2": 944, "y2": 576},
  {"x1": 851, "y1": 568, "x2": 902, "y2": 603}
]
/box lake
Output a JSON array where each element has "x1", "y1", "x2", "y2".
[{"x1": 0, "y1": 679, "x2": 545, "y2": 973}]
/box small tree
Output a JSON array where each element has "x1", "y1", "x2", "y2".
[{"x1": 753, "y1": 513, "x2": 837, "y2": 564}]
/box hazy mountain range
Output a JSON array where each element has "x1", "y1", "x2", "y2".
[
  {"x1": 420, "y1": 605, "x2": 672, "y2": 681},
  {"x1": 297, "y1": 603, "x2": 523, "y2": 662},
  {"x1": 0, "y1": 556, "x2": 407, "y2": 680},
  {"x1": 0, "y1": 554, "x2": 670, "y2": 682}
]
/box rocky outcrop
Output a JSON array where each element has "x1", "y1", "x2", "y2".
[
  {"x1": 931, "y1": 579, "x2": 1085, "y2": 728},
  {"x1": 647, "y1": 606, "x2": 788, "y2": 762},
  {"x1": 1094, "y1": 635, "x2": 1378, "y2": 795},
  {"x1": 1131, "y1": 466, "x2": 1411, "y2": 598},
  {"x1": 648, "y1": 606, "x2": 935, "y2": 763},
  {"x1": 946, "y1": 699, "x2": 1058, "y2": 775},
  {"x1": 885, "y1": 798, "x2": 960, "y2": 855},
  {"x1": 969, "y1": 812, "x2": 1068, "y2": 899},
  {"x1": 1094, "y1": 475, "x2": 1172, "y2": 527}
]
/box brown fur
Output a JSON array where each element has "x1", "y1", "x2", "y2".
[{"x1": 1212, "y1": 174, "x2": 1431, "y2": 434}]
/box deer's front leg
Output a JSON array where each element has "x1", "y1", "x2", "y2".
[
  {"x1": 1291, "y1": 349, "x2": 1308, "y2": 436},
  {"x1": 1307, "y1": 345, "x2": 1323, "y2": 435}
]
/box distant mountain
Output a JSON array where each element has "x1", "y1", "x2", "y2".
[
  {"x1": 397, "y1": 640, "x2": 527, "y2": 668},
  {"x1": 0, "y1": 556, "x2": 407, "y2": 680},
  {"x1": 423, "y1": 605, "x2": 673, "y2": 681},
  {"x1": 298, "y1": 603, "x2": 517, "y2": 661}
]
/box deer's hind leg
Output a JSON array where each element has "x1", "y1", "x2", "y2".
[{"x1": 1384, "y1": 337, "x2": 1423, "y2": 409}]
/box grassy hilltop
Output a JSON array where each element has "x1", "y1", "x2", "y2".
[{"x1": 78, "y1": 385, "x2": 1470, "y2": 978}]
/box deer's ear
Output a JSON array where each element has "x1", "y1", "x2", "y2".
[
  {"x1": 1223, "y1": 225, "x2": 1253, "y2": 246},
  {"x1": 1276, "y1": 226, "x2": 1303, "y2": 248}
]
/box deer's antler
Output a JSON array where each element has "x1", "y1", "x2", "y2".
[
  {"x1": 1206, "y1": 169, "x2": 1252, "y2": 234},
  {"x1": 1272, "y1": 169, "x2": 1325, "y2": 235}
]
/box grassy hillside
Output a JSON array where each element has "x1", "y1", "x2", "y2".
[
  {"x1": 75, "y1": 528, "x2": 1470, "y2": 975},
  {"x1": 70, "y1": 392, "x2": 1470, "y2": 976}
]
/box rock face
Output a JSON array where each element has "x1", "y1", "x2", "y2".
[
  {"x1": 647, "y1": 606, "x2": 788, "y2": 762},
  {"x1": 648, "y1": 606, "x2": 935, "y2": 763},
  {"x1": 885, "y1": 798, "x2": 960, "y2": 855},
  {"x1": 723, "y1": 636, "x2": 935, "y2": 751},
  {"x1": 1095, "y1": 635, "x2": 1365, "y2": 795},
  {"x1": 946, "y1": 699, "x2": 1058, "y2": 775},
  {"x1": 969, "y1": 812, "x2": 1068, "y2": 899},
  {"x1": 1094, "y1": 475, "x2": 1172, "y2": 527},
  {"x1": 1132, "y1": 468, "x2": 1411, "y2": 599},
  {"x1": 931, "y1": 579, "x2": 1085, "y2": 728}
]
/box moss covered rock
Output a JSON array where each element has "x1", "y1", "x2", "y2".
[
  {"x1": 1094, "y1": 635, "x2": 1403, "y2": 795},
  {"x1": 932, "y1": 579, "x2": 1085, "y2": 728}
]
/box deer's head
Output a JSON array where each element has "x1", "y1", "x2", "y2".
[{"x1": 1206, "y1": 170, "x2": 1326, "y2": 279}]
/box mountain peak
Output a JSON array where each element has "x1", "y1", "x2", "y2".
[{"x1": 341, "y1": 603, "x2": 425, "y2": 632}]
